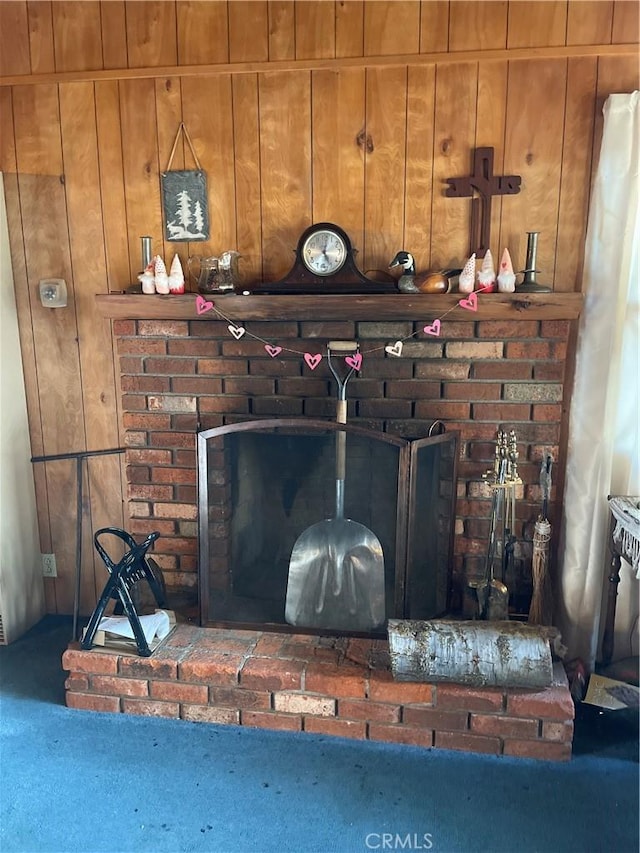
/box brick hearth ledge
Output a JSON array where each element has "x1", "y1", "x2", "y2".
[{"x1": 63, "y1": 626, "x2": 574, "y2": 761}]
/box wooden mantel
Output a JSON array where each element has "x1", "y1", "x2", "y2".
[{"x1": 96, "y1": 292, "x2": 582, "y2": 322}]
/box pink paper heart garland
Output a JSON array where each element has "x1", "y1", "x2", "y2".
[
  {"x1": 264, "y1": 344, "x2": 282, "y2": 358},
  {"x1": 345, "y1": 353, "x2": 362, "y2": 371},
  {"x1": 423, "y1": 319, "x2": 441, "y2": 337},
  {"x1": 458, "y1": 292, "x2": 478, "y2": 311},
  {"x1": 195, "y1": 295, "x2": 214, "y2": 315},
  {"x1": 304, "y1": 353, "x2": 322, "y2": 370}
]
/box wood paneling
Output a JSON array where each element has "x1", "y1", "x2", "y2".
[
  {"x1": 177, "y1": 0, "x2": 229, "y2": 65},
  {"x1": 555, "y1": 58, "x2": 598, "y2": 291},
  {"x1": 259, "y1": 71, "x2": 311, "y2": 280},
  {"x1": 404, "y1": 64, "x2": 436, "y2": 271},
  {"x1": 229, "y1": 1, "x2": 269, "y2": 62},
  {"x1": 364, "y1": 1, "x2": 420, "y2": 56},
  {"x1": 312, "y1": 69, "x2": 366, "y2": 242},
  {"x1": 612, "y1": 0, "x2": 640, "y2": 44},
  {"x1": 155, "y1": 77, "x2": 185, "y2": 265},
  {"x1": 431, "y1": 62, "x2": 478, "y2": 269},
  {"x1": 12, "y1": 84, "x2": 87, "y2": 613},
  {"x1": 268, "y1": 1, "x2": 295, "y2": 61},
  {"x1": 296, "y1": 1, "x2": 335, "y2": 60},
  {"x1": 0, "y1": 2, "x2": 30, "y2": 76},
  {"x1": 125, "y1": 1, "x2": 178, "y2": 68},
  {"x1": 52, "y1": 2, "x2": 103, "y2": 72},
  {"x1": 420, "y1": 1, "x2": 450, "y2": 53},
  {"x1": 232, "y1": 75, "x2": 262, "y2": 283},
  {"x1": 182, "y1": 76, "x2": 237, "y2": 256},
  {"x1": 0, "y1": 0, "x2": 637, "y2": 615},
  {"x1": 507, "y1": 2, "x2": 568, "y2": 49},
  {"x1": 567, "y1": 1, "x2": 613, "y2": 45},
  {"x1": 502, "y1": 59, "x2": 568, "y2": 282},
  {"x1": 119, "y1": 78, "x2": 163, "y2": 285},
  {"x1": 363, "y1": 67, "x2": 408, "y2": 270},
  {"x1": 476, "y1": 61, "x2": 508, "y2": 258},
  {"x1": 100, "y1": 1, "x2": 128, "y2": 70},
  {"x1": 0, "y1": 85, "x2": 54, "y2": 609},
  {"x1": 336, "y1": 0, "x2": 364, "y2": 59},
  {"x1": 95, "y1": 81, "x2": 131, "y2": 291},
  {"x1": 27, "y1": 2, "x2": 56, "y2": 74},
  {"x1": 449, "y1": 2, "x2": 508, "y2": 51}
]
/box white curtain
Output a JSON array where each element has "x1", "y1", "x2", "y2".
[{"x1": 557, "y1": 91, "x2": 640, "y2": 672}]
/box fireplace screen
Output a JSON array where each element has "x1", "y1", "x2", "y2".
[{"x1": 198, "y1": 419, "x2": 457, "y2": 637}]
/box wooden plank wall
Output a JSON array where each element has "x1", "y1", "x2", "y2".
[{"x1": 0, "y1": 0, "x2": 638, "y2": 616}]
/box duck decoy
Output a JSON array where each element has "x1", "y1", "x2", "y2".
[{"x1": 388, "y1": 251, "x2": 450, "y2": 294}]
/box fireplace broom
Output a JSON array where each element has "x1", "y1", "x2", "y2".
[{"x1": 528, "y1": 456, "x2": 553, "y2": 626}]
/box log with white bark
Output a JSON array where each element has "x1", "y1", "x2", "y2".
[{"x1": 387, "y1": 619, "x2": 554, "y2": 688}]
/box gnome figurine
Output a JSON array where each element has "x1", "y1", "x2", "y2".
[
  {"x1": 168, "y1": 254, "x2": 185, "y2": 294},
  {"x1": 497, "y1": 248, "x2": 516, "y2": 293},
  {"x1": 154, "y1": 255, "x2": 169, "y2": 294},
  {"x1": 138, "y1": 258, "x2": 155, "y2": 294},
  {"x1": 477, "y1": 249, "x2": 496, "y2": 293},
  {"x1": 458, "y1": 253, "x2": 476, "y2": 294}
]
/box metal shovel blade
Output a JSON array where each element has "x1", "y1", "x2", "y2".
[{"x1": 285, "y1": 517, "x2": 385, "y2": 632}]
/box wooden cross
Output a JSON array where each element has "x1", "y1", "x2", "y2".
[{"x1": 445, "y1": 147, "x2": 521, "y2": 256}]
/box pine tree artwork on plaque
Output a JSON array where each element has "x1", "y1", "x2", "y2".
[{"x1": 161, "y1": 123, "x2": 210, "y2": 242}]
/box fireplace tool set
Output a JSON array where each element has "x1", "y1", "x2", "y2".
[
  {"x1": 285, "y1": 341, "x2": 386, "y2": 633},
  {"x1": 471, "y1": 430, "x2": 521, "y2": 621}
]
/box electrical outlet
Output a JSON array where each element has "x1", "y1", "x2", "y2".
[{"x1": 41, "y1": 553, "x2": 57, "y2": 578}]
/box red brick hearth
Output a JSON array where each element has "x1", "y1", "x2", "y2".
[{"x1": 63, "y1": 625, "x2": 574, "y2": 761}]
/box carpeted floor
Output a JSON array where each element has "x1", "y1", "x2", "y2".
[{"x1": 1, "y1": 616, "x2": 638, "y2": 853}]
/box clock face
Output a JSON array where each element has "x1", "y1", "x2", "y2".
[{"x1": 301, "y1": 228, "x2": 347, "y2": 277}]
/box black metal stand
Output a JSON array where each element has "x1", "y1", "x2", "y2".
[
  {"x1": 30, "y1": 447, "x2": 126, "y2": 640},
  {"x1": 81, "y1": 528, "x2": 165, "y2": 657}
]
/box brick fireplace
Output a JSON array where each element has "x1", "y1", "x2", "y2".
[
  {"x1": 63, "y1": 292, "x2": 580, "y2": 760},
  {"x1": 109, "y1": 299, "x2": 572, "y2": 615}
]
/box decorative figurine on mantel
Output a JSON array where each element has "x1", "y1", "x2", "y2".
[
  {"x1": 458, "y1": 253, "x2": 476, "y2": 294},
  {"x1": 388, "y1": 251, "x2": 449, "y2": 293},
  {"x1": 477, "y1": 249, "x2": 496, "y2": 292},
  {"x1": 497, "y1": 247, "x2": 516, "y2": 293}
]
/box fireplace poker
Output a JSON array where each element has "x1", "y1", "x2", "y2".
[{"x1": 474, "y1": 432, "x2": 509, "y2": 621}]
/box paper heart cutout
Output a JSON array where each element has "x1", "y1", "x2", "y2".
[
  {"x1": 195, "y1": 295, "x2": 214, "y2": 315},
  {"x1": 228, "y1": 324, "x2": 246, "y2": 339},
  {"x1": 458, "y1": 292, "x2": 478, "y2": 311},
  {"x1": 385, "y1": 341, "x2": 403, "y2": 357},
  {"x1": 423, "y1": 319, "x2": 441, "y2": 337},
  {"x1": 345, "y1": 353, "x2": 362, "y2": 371},
  {"x1": 264, "y1": 344, "x2": 282, "y2": 358},
  {"x1": 304, "y1": 352, "x2": 322, "y2": 370}
]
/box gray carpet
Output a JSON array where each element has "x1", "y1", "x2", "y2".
[{"x1": 1, "y1": 617, "x2": 638, "y2": 853}]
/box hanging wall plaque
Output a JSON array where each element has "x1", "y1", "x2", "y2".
[{"x1": 161, "y1": 122, "x2": 209, "y2": 242}]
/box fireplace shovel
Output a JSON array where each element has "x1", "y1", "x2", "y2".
[{"x1": 285, "y1": 342, "x2": 386, "y2": 632}]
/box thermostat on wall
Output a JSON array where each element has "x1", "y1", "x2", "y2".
[{"x1": 39, "y1": 279, "x2": 67, "y2": 308}]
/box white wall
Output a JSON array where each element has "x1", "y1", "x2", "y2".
[{"x1": 0, "y1": 173, "x2": 45, "y2": 643}]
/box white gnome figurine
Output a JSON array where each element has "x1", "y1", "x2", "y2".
[
  {"x1": 154, "y1": 255, "x2": 169, "y2": 294},
  {"x1": 138, "y1": 259, "x2": 155, "y2": 294},
  {"x1": 497, "y1": 247, "x2": 516, "y2": 293},
  {"x1": 477, "y1": 249, "x2": 496, "y2": 293},
  {"x1": 458, "y1": 253, "x2": 476, "y2": 294},
  {"x1": 168, "y1": 254, "x2": 185, "y2": 294}
]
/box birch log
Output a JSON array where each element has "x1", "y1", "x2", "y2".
[{"x1": 388, "y1": 619, "x2": 554, "y2": 688}]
